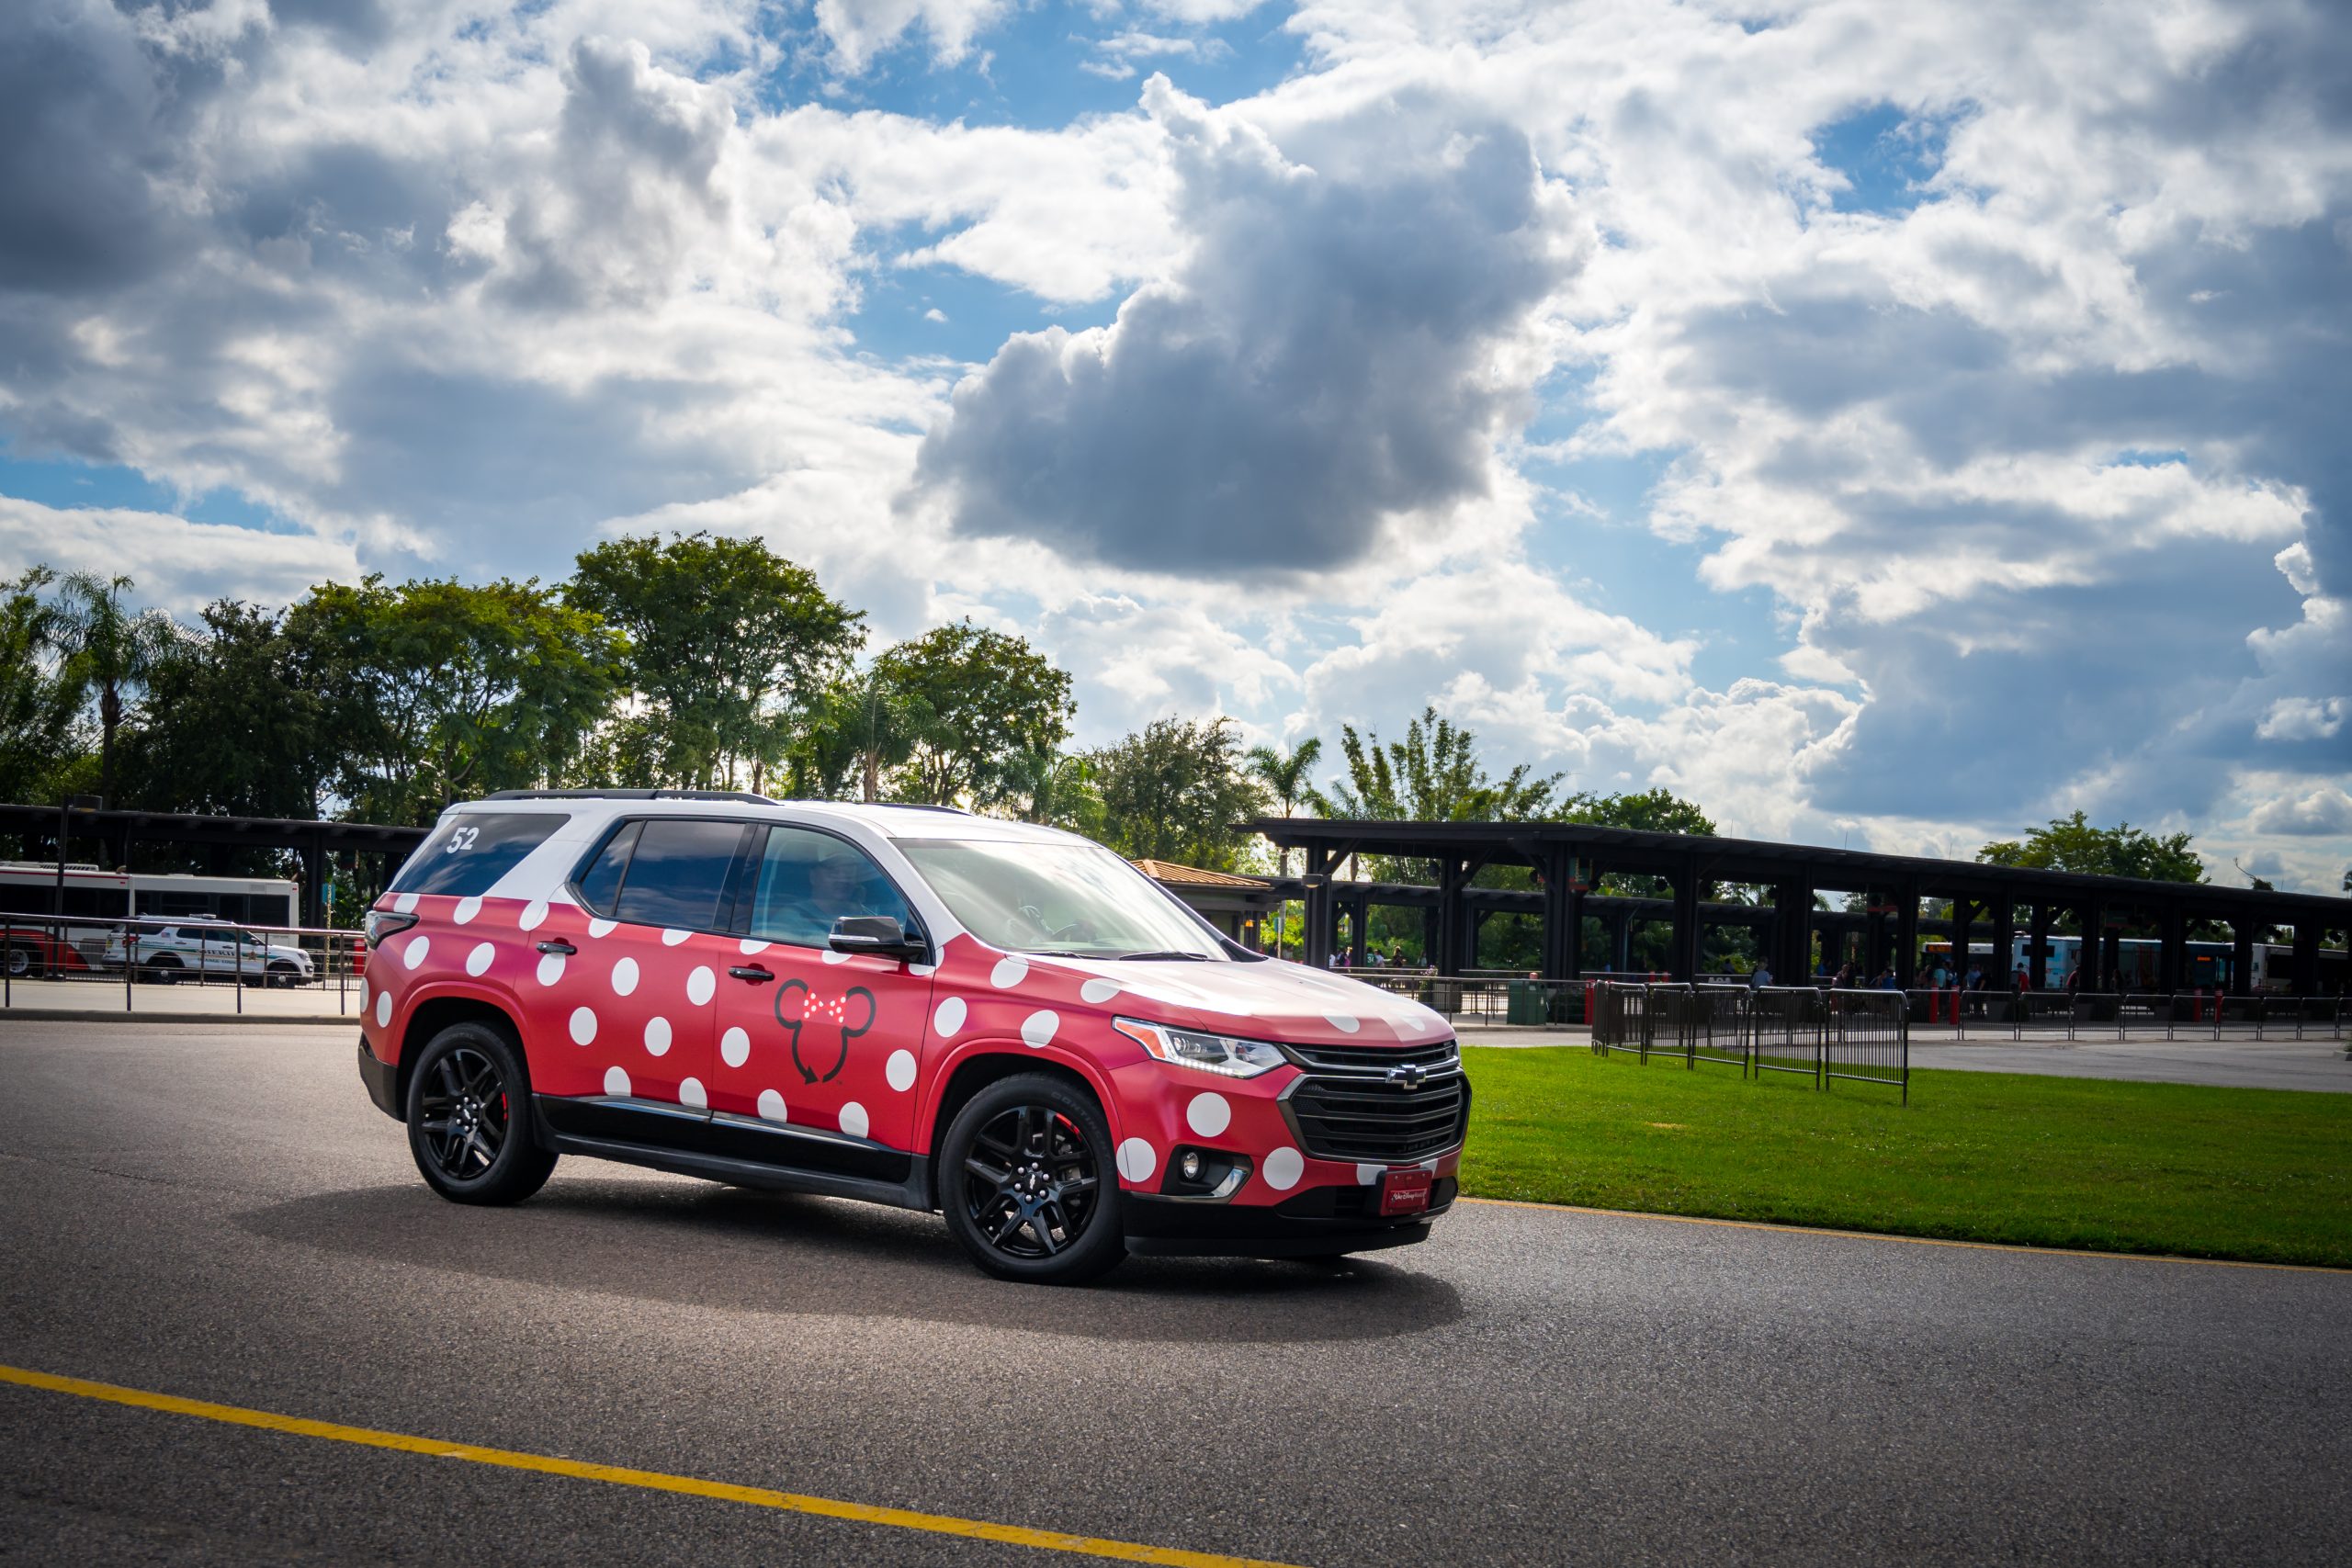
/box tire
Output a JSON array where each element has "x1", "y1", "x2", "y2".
[
  {"x1": 143, "y1": 955, "x2": 181, "y2": 986},
  {"x1": 939, "y1": 1072, "x2": 1125, "y2": 1285},
  {"x1": 404, "y1": 1021, "x2": 558, "y2": 1206},
  {"x1": 5, "y1": 945, "x2": 28, "y2": 979}
]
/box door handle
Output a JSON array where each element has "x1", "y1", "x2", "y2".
[
  {"x1": 537, "y1": 939, "x2": 576, "y2": 955},
  {"x1": 729, "y1": 964, "x2": 775, "y2": 984}
]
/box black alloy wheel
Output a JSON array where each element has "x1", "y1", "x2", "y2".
[
  {"x1": 941, "y1": 1073, "x2": 1125, "y2": 1284},
  {"x1": 405, "y1": 1021, "x2": 558, "y2": 1205}
]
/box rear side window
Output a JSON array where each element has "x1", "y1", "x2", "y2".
[
  {"x1": 574, "y1": 821, "x2": 641, "y2": 916},
  {"x1": 390, "y1": 813, "x2": 570, "y2": 897},
  {"x1": 609, "y1": 819, "x2": 748, "y2": 931}
]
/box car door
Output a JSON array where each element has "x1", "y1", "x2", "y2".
[
  {"x1": 707, "y1": 823, "x2": 933, "y2": 1173},
  {"x1": 534, "y1": 816, "x2": 746, "y2": 1114}
]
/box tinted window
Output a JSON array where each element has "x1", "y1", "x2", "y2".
[
  {"x1": 614, "y1": 819, "x2": 746, "y2": 931},
  {"x1": 747, "y1": 827, "x2": 915, "y2": 949},
  {"x1": 390, "y1": 813, "x2": 570, "y2": 898},
  {"x1": 574, "y1": 821, "x2": 640, "y2": 917}
]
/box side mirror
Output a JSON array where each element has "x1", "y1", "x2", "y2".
[{"x1": 829, "y1": 914, "x2": 928, "y2": 963}]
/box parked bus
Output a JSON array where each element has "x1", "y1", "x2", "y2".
[
  {"x1": 0, "y1": 861, "x2": 300, "y2": 970},
  {"x1": 1922, "y1": 933, "x2": 2343, "y2": 992}
]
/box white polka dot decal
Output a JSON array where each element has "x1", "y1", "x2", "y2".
[
  {"x1": 990, "y1": 954, "x2": 1028, "y2": 988},
  {"x1": 820, "y1": 949, "x2": 849, "y2": 965},
  {"x1": 1116, "y1": 1138, "x2": 1157, "y2": 1183},
  {"x1": 392, "y1": 892, "x2": 419, "y2": 915},
  {"x1": 569, "y1": 1006, "x2": 597, "y2": 1045},
  {"x1": 536, "y1": 952, "x2": 565, "y2": 987},
  {"x1": 909, "y1": 963, "x2": 937, "y2": 977},
  {"x1": 839, "y1": 1101, "x2": 869, "y2": 1139},
  {"x1": 661, "y1": 928, "x2": 689, "y2": 947},
  {"x1": 1262, "y1": 1146, "x2": 1305, "y2": 1191},
  {"x1": 1324, "y1": 1013, "x2": 1362, "y2": 1034},
  {"x1": 679, "y1": 1077, "x2": 707, "y2": 1110},
  {"x1": 720, "y1": 1027, "x2": 751, "y2": 1068},
  {"x1": 453, "y1": 897, "x2": 481, "y2": 925},
  {"x1": 1356, "y1": 1163, "x2": 1384, "y2": 1187},
  {"x1": 603, "y1": 1066, "x2": 631, "y2": 1097},
  {"x1": 1186, "y1": 1091, "x2": 1232, "y2": 1137},
  {"x1": 1080, "y1": 977, "x2": 1121, "y2": 1004},
  {"x1": 611, "y1": 956, "x2": 639, "y2": 996},
  {"x1": 885, "y1": 1049, "x2": 917, "y2": 1091},
  {"x1": 739, "y1": 939, "x2": 769, "y2": 956},
  {"x1": 587, "y1": 919, "x2": 616, "y2": 939},
  {"x1": 465, "y1": 942, "x2": 495, "y2": 977},
  {"x1": 756, "y1": 1089, "x2": 788, "y2": 1122},
  {"x1": 933, "y1": 996, "x2": 967, "y2": 1037},
  {"x1": 519, "y1": 900, "x2": 548, "y2": 931},
  {"x1": 374, "y1": 991, "x2": 391, "y2": 1027},
  {"x1": 357, "y1": 979, "x2": 369, "y2": 1009},
  {"x1": 685, "y1": 966, "x2": 715, "y2": 1006},
  {"x1": 644, "y1": 1016, "x2": 673, "y2": 1055},
  {"x1": 402, "y1": 935, "x2": 430, "y2": 971},
  {"x1": 1020, "y1": 1010, "x2": 1059, "y2": 1048}
]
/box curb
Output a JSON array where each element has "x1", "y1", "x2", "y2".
[{"x1": 0, "y1": 1009, "x2": 356, "y2": 1028}]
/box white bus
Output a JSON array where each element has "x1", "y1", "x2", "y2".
[{"x1": 0, "y1": 862, "x2": 301, "y2": 965}]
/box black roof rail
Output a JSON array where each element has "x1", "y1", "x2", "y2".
[
  {"x1": 481, "y1": 789, "x2": 778, "y2": 806},
  {"x1": 874, "y1": 803, "x2": 970, "y2": 815}
]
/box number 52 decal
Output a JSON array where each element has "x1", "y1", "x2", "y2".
[{"x1": 444, "y1": 827, "x2": 481, "y2": 854}]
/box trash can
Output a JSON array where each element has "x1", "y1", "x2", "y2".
[{"x1": 1507, "y1": 979, "x2": 1547, "y2": 1025}]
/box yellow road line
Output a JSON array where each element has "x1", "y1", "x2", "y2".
[
  {"x1": 0, "y1": 1363, "x2": 1306, "y2": 1568},
  {"x1": 1456, "y1": 1196, "x2": 2350, "y2": 1275}
]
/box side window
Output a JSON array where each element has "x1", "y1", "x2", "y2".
[
  {"x1": 390, "y1": 813, "x2": 571, "y2": 898},
  {"x1": 612, "y1": 819, "x2": 747, "y2": 932},
  {"x1": 574, "y1": 821, "x2": 641, "y2": 917},
  {"x1": 747, "y1": 827, "x2": 914, "y2": 949}
]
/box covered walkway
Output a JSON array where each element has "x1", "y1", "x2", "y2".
[{"x1": 1248, "y1": 818, "x2": 2352, "y2": 996}]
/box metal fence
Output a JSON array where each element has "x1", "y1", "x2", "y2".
[
  {"x1": 0, "y1": 914, "x2": 368, "y2": 1015},
  {"x1": 1896, "y1": 987, "x2": 2348, "y2": 1042},
  {"x1": 1587, "y1": 983, "x2": 1909, "y2": 1100}
]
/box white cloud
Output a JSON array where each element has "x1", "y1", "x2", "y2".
[{"x1": 0, "y1": 498, "x2": 361, "y2": 616}]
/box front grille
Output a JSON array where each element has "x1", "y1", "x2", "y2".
[{"x1": 1283, "y1": 1043, "x2": 1468, "y2": 1163}]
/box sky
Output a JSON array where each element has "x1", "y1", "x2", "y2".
[{"x1": 0, "y1": 0, "x2": 2346, "y2": 892}]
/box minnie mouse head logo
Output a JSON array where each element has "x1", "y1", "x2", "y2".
[{"x1": 775, "y1": 978, "x2": 876, "y2": 1084}]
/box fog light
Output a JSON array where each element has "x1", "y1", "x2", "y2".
[{"x1": 1180, "y1": 1150, "x2": 1204, "y2": 1181}]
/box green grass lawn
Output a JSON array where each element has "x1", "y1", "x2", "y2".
[{"x1": 1456, "y1": 1046, "x2": 2352, "y2": 1267}]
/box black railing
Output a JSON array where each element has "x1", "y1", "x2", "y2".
[
  {"x1": 0, "y1": 914, "x2": 368, "y2": 1015},
  {"x1": 1587, "y1": 983, "x2": 1908, "y2": 1100}
]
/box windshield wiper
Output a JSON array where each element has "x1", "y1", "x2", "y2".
[{"x1": 1113, "y1": 950, "x2": 1214, "y2": 961}]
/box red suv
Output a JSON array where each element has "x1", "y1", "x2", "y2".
[{"x1": 356, "y1": 792, "x2": 1468, "y2": 1283}]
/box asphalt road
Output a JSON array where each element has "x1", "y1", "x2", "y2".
[{"x1": 2, "y1": 1022, "x2": 2346, "y2": 1566}]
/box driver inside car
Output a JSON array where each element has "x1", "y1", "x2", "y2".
[{"x1": 797, "y1": 851, "x2": 888, "y2": 936}]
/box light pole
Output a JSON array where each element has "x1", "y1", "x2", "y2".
[{"x1": 53, "y1": 794, "x2": 105, "y2": 917}]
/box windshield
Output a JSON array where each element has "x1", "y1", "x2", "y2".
[{"x1": 896, "y1": 839, "x2": 1227, "y2": 960}]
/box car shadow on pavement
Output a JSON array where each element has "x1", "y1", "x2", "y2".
[{"x1": 239, "y1": 1178, "x2": 1464, "y2": 1344}]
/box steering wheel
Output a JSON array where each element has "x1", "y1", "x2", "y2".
[{"x1": 1001, "y1": 906, "x2": 1100, "y2": 948}]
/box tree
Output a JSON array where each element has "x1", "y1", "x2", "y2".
[
  {"x1": 1090, "y1": 717, "x2": 1266, "y2": 871},
  {"x1": 0, "y1": 567, "x2": 89, "y2": 803},
  {"x1": 874, "y1": 622, "x2": 1073, "y2": 807},
  {"x1": 569, "y1": 534, "x2": 862, "y2": 790},
  {"x1": 1976, "y1": 812, "x2": 2206, "y2": 884},
  {"x1": 1244, "y1": 737, "x2": 1321, "y2": 875},
  {"x1": 1319, "y1": 706, "x2": 1560, "y2": 822},
  {"x1": 998, "y1": 745, "x2": 1104, "y2": 837},
  {"x1": 820, "y1": 665, "x2": 935, "y2": 805},
  {"x1": 52, "y1": 571, "x2": 178, "y2": 806},
  {"x1": 117, "y1": 601, "x2": 330, "y2": 820},
  {"x1": 1560, "y1": 786, "x2": 1717, "y2": 837},
  {"x1": 287, "y1": 576, "x2": 624, "y2": 824}
]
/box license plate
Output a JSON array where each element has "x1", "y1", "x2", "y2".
[{"x1": 1379, "y1": 1168, "x2": 1432, "y2": 1216}]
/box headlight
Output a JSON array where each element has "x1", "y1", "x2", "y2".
[{"x1": 1112, "y1": 1018, "x2": 1287, "y2": 1078}]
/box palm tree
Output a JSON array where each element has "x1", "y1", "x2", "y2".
[
  {"x1": 53, "y1": 572, "x2": 179, "y2": 807},
  {"x1": 826, "y1": 666, "x2": 931, "y2": 804},
  {"x1": 1244, "y1": 737, "x2": 1323, "y2": 876}
]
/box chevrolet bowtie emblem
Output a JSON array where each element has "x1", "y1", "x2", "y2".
[{"x1": 1387, "y1": 1062, "x2": 1428, "y2": 1089}]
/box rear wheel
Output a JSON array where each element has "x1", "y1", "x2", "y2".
[
  {"x1": 142, "y1": 955, "x2": 181, "y2": 985},
  {"x1": 405, "y1": 1021, "x2": 557, "y2": 1205},
  {"x1": 6, "y1": 944, "x2": 29, "y2": 978},
  {"x1": 940, "y1": 1073, "x2": 1125, "y2": 1285}
]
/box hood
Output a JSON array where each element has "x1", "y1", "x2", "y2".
[{"x1": 1036, "y1": 952, "x2": 1453, "y2": 1046}]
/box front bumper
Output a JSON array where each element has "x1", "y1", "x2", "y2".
[
  {"x1": 357, "y1": 1035, "x2": 401, "y2": 1120},
  {"x1": 1122, "y1": 1178, "x2": 1457, "y2": 1258}
]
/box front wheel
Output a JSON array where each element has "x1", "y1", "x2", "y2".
[
  {"x1": 405, "y1": 1021, "x2": 558, "y2": 1205},
  {"x1": 940, "y1": 1073, "x2": 1125, "y2": 1285}
]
